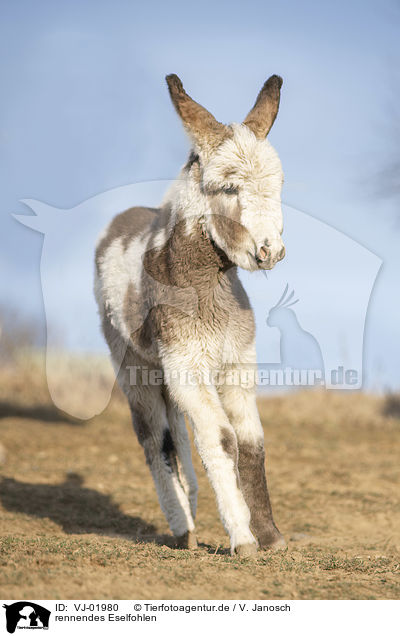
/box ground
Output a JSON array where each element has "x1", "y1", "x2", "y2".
[{"x1": 0, "y1": 358, "x2": 399, "y2": 600}]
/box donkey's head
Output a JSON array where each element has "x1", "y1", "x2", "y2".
[{"x1": 166, "y1": 74, "x2": 285, "y2": 271}]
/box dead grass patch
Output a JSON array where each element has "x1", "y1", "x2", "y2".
[{"x1": 0, "y1": 358, "x2": 399, "y2": 599}]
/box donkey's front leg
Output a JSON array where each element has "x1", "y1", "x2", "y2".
[
  {"x1": 167, "y1": 379, "x2": 257, "y2": 556},
  {"x1": 219, "y1": 383, "x2": 286, "y2": 550}
]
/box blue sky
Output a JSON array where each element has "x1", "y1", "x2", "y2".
[{"x1": 1, "y1": 0, "x2": 399, "y2": 390}]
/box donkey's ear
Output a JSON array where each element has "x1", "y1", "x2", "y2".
[
  {"x1": 166, "y1": 74, "x2": 228, "y2": 150},
  {"x1": 243, "y1": 75, "x2": 283, "y2": 139}
]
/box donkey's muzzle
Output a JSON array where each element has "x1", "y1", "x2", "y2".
[{"x1": 256, "y1": 243, "x2": 285, "y2": 269}]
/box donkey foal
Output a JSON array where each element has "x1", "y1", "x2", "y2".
[{"x1": 95, "y1": 74, "x2": 286, "y2": 555}]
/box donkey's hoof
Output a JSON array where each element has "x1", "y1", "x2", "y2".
[
  {"x1": 235, "y1": 542, "x2": 258, "y2": 558},
  {"x1": 270, "y1": 536, "x2": 287, "y2": 551},
  {"x1": 175, "y1": 530, "x2": 198, "y2": 550},
  {"x1": 260, "y1": 534, "x2": 287, "y2": 551}
]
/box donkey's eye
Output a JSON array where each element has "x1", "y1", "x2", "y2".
[
  {"x1": 222, "y1": 185, "x2": 239, "y2": 195},
  {"x1": 204, "y1": 184, "x2": 239, "y2": 196}
]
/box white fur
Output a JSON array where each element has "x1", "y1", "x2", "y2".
[{"x1": 206, "y1": 125, "x2": 284, "y2": 267}]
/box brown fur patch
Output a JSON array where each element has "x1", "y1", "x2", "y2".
[
  {"x1": 220, "y1": 427, "x2": 237, "y2": 461},
  {"x1": 238, "y1": 440, "x2": 283, "y2": 548},
  {"x1": 143, "y1": 218, "x2": 231, "y2": 290},
  {"x1": 130, "y1": 407, "x2": 152, "y2": 445},
  {"x1": 211, "y1": 214, "x2": 252, "y2": 255},
  {"x1": 166, "y1": 74, "x2": 231, "y2": 150},
  {"x1": 139, "y1": 221, "x2": 229, "y2": 347},
  {"x1": 95, "y1": 206, "x2": 157, "y2": 271},
  {"x1": 184, "y1": 151, "x2": 200, "y2": 172},
  {"x1": 243, "y1": 75, "x2": 283, "y2": 139},
  {"x1": 223, "y1": 168, "x2": 237, "y2": 181},
  {"x1": 220, "y1": 427, "x2": 241, "y2": 489},
  {"x1": 138, "y1": 218, "x2": 254, "y2": 350},
  {"x1": 123, "y1": 282, "x2": 153, "y2": 351},
  {"x1": 160, "y1": 428, "x2": 179, "y2": 476},
  {"x1": 185, "y1": 152, "x2": 202, "y2": 184}
]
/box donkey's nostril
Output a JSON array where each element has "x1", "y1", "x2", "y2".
[
  {"x1": 278, "y1": 246, "x2": 286, "y2": 261},
  {"x1": 258, "y1": 245, "x2": 269, "y2": 261}
]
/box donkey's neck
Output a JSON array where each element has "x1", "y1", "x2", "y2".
[{"x1": 151, "y1": 157, "x2": 234, "y2": 298}]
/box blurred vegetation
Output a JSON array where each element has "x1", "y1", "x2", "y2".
[{"x1": 0, "y1": 304, "x2": 44, "y2": 363}]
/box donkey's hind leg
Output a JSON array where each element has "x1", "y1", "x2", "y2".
[
  {"x1": 116, "y1": 353, "x2": 195, "y2": 545},
  {"x1": 163, "y1": 389, "x2": 198, "y2": 547}
]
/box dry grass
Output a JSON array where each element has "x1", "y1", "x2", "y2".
[{"x1": 0, "y1": 355, "x2": 399, "y2": 599}]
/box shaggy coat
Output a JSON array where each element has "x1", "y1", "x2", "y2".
[{"x1": 95, "y1": 74, "x2": 286, "y2": 555}]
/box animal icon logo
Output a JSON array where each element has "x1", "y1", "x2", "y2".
[
  {"x1": 2, "y1": 602, "x2": 50, "y2": 633},
  {"x1": 266, "y1": 282, "x2": 324, "y2": 378}
]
